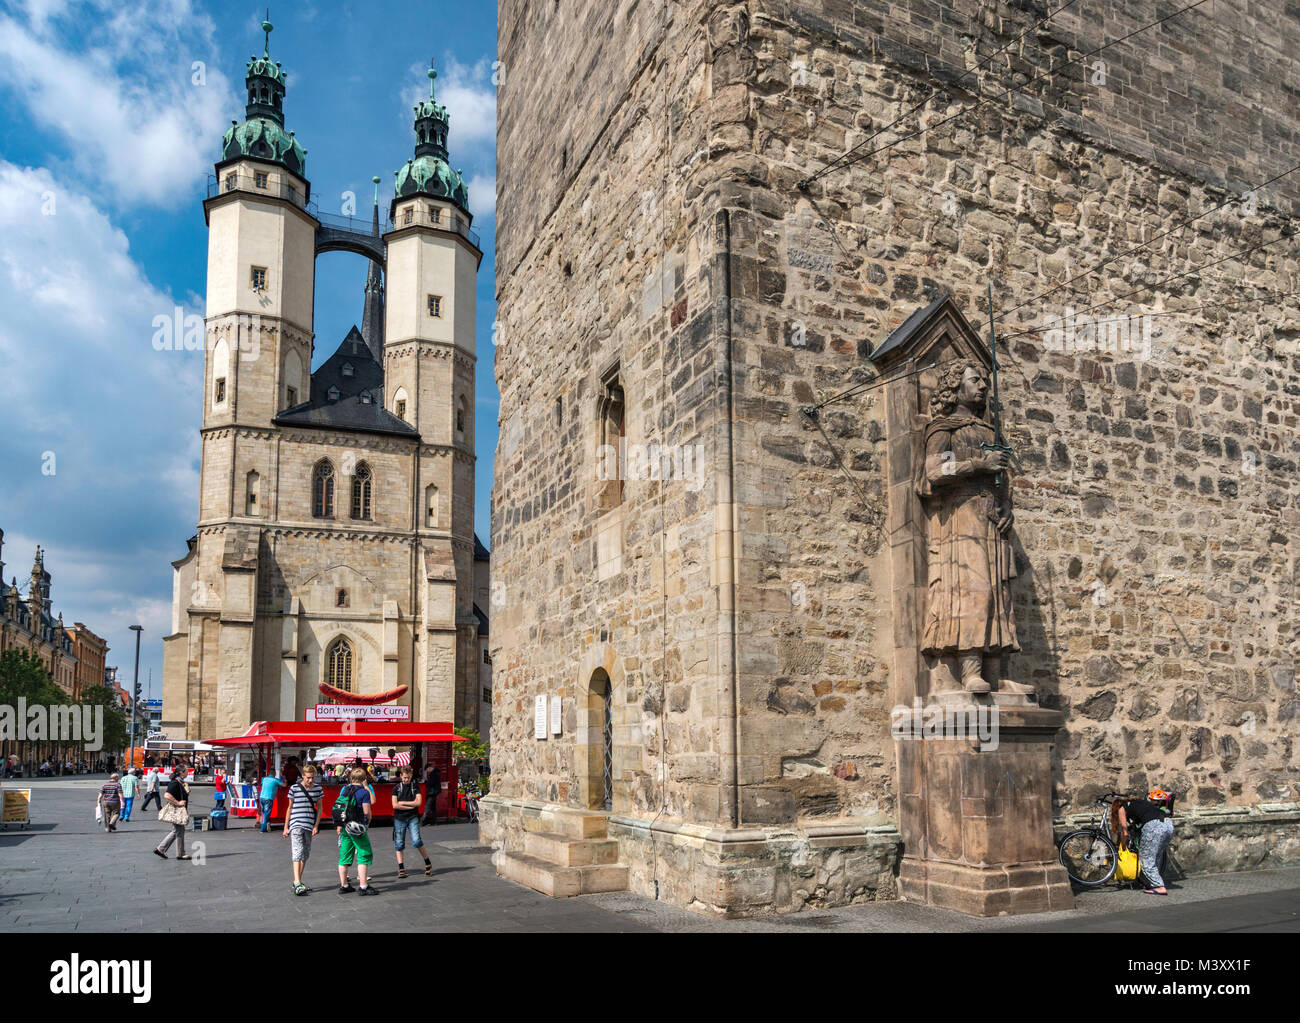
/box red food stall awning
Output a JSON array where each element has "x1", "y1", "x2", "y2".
[{"x1": 203, "y1": 720, "x2": 466, "y2": 747}]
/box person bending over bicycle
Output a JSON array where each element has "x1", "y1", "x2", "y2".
[{"x1": 1111, "y1": 789, "x2": 1175, "y2": 895}]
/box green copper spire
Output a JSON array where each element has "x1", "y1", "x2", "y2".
[
  {"x1": 219, "y1": 12, "x2": 306, "y2": 178},
  {"x1": 394, "y1": 58, "x2": 467, "y2": 214}
]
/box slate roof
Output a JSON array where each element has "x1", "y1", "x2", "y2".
[
  {"x1": 869, "y1": 292, "x2": 952, "y2": 362},
  {"x1": 472, "y1": 602, "x2": 488, "y2": 637},
  {"x1": 273, "y1": 326, "x2": 418, "y2": 438}
]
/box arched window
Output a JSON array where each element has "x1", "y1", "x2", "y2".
[
  {"x1": 393, "y1": 386, "x2": 409, "y2": 422},
  {"x1": 425, "y1": 483, "x2": 439, "y2": 528},
  {"x1": 326, "y1": 637, "x2": 353, "y2": 696},
  {"x1": 350, "y1": 462, "x2": 372, "y2": 520},
  {"x1": 312, "y1": 460, "x2": 335, "y2": 518},
  {"x1": 245, "y1": 470, "x2": 260, "y2": 516},
  {"x1": 456, "y1": 395, "x2": 467, "y2": 435}
]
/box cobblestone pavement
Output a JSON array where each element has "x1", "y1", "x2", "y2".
[{"x1": 2, "y1": 779, "x2": 1297, "y2": 932}]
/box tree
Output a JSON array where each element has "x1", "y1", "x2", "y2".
[
  {"x1": 0, "y1": 650, "x2": 79, "y2": 769},
  {"x1": 78, "y1": 684, "x2": 129, "y2": 757}
]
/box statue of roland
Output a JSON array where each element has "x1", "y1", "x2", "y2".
[{"x1": 916, "y1": 360, "x2": 1033, "y2": 697}]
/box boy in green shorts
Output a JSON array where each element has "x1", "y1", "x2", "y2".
[{"x1": 336, "y1": 767, "x2": 379, "y2": 895}]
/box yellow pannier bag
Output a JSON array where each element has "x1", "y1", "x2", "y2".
[{"x1": 1116, "y1": 844, "x2": 1140, "y2": 883}]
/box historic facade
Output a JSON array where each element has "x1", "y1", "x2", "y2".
[
  {"x1": 482, "y1": 0, "x2": 1300, "y2": 915},
  {"x1": 162, "y1": 23, "x2": 485, "y2": 740},
  {"x1": 0, "y1": 532, "x2": 80, "y2": 695}
]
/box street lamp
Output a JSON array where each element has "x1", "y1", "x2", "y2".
[{"x1": 129, "y1": 625, "x2": 142, "y2": 769}]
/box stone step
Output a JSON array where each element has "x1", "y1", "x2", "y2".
[
  {"x1": 524, "y1": 829, "x2": 620, "y2": 867},
  {"x1": 497, "y1": 851, "x2": 629, "y2": 898},
  {"x1": 521, "y1": 808, "x2": 608, "y2": 840}
]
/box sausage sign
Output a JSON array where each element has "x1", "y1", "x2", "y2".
[{"x1": 318, "y1": 682, "x2": 409, "y2": 705}]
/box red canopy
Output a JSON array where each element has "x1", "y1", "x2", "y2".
[{"x1": 204, "y1": 720, "x2": 466, "y2": 747}]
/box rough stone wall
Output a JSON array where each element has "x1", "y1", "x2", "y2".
[
  {"x1": 738, "y1": 0, "x2": 1300, "y2": 814},
  {"x1": 490, "y1": 0, "x2": 1300, "y2": 852}
]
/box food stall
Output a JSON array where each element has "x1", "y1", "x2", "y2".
[{"x1": 203, "y1": 720, "x2": 464, "y2": 823}]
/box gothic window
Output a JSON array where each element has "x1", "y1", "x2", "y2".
[
  {"x1": 598, "y1": 366, "x2": 625, "y2": 507},
  {"x1": 425, "y1": 483, "x2": 439, "y2": 528},
  {"x1": 312, "y1": 460, "x2": 335, "y2": 518},
  {"x1": 396, "y1": 399, "x2": 407, "y2": 419},
  {"x1": 351, "y1": 462, "x2": 372, "y2": 520},
  {"x1": 325, "y1": 637, "x2": 353, "y2": 696},
  {"x1": 250, "y1": 266, "x2": 267, "y2": 291},
  {"x1": 394, "y1": 387, "x2": 409, "y2": 422},
  {"x1": 245, "y1": 470, "x2": 260, "y2": 516},
  {"x1": 428, "y1": 294, "x2": 442, "y2": 318},
  {"x1": 456, "y1": 395, "x2": 467, "y2": 436},
  {"x1": 336, "y1": 589, "x2": 349, "y2": 608}
]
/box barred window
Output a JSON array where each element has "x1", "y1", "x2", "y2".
[
  {"x1": 326, "y1": 638, "x2": 353, "y2": 696},
  {"x1": 351, "y1": 461, "x2": 372, "y2": 520},
  {"x1": 312, "y1": 460, "x2": 335, "y2": 518}
]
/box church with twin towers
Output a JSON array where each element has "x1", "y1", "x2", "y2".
[{"x1": 162, "y1": 21, "x2": 489, "y2": 740}]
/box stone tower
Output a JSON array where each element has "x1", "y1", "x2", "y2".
[
  {"x1": 483, "y1": 0, "x2": 1300, "y2": 916},
  {"x1": 162, "y1": 27, "x2": 485, "y2": 740}
]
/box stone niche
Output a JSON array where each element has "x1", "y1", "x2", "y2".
[{"x1": 872, "y1": 293, "x2": 1074, "y2": 916}]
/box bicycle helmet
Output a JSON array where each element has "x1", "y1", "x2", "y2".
[
  {"x1": 345, "y1": 820, "x2": 366, "y2": 837},
  {"x1": 1148, "y1": 788, "x2": 1172, "y2": 808}
]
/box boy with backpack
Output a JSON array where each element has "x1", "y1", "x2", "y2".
[
  {"x1": 332, "y1": 767, "x2": 378, "y2": 895},
  {"x1": 283, "y1": 763, "x2": 324, "y2": 896},
  {"x1": 391, "y1": 764, "x2": 433, "y2": 878}
]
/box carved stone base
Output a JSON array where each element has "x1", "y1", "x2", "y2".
[
  {"x1": 897, "y1": 705, "x2": 1074, "y2": 917},
  {"x1": 899, "y1": 856, "x2": 1075, "y2": 916}
]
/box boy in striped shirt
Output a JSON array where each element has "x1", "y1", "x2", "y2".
[{"x1": 282, "y1": 763, "x2": 323, "y2": 896}]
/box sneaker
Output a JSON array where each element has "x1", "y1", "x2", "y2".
[
  {"x1": 293, "y1": 882, "x2": 308, "y2": 896},
  {"x1": 338, "y1": 884, "x2": 355, "y2": 894},
  {"x1": 357, "y1": 886, "x2": 380, "y2": 896}
]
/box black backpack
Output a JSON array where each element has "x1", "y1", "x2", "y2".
[{"x1": 330, "y1": 785, "x2": 366, "y2": 828}]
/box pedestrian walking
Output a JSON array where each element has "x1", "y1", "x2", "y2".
[
  {"x1": 258, "y1": 769, "x2": 284, "y2": 833},
  {"x1": 283, "y1": 763, "x2": 324, "y2": 896},
  {"x1": 118, "y1": 768, "x2": 140, "y2": 822},
  {"x1": 141, "y1": 766, "x2": 162, "y2": 812},
  {"x1": 153, "y1": 763, "x2": 192, "y2": 860},
  {"x1": 392, "y1": 764, "x2": 433, "y2": 878},
  {"x1": 98, "y1": 773, "x2": 123, "y2": 832},
  {"x1": 334, "y1": 768, "x2": 378, "y2": 895},
  {"x1": 422, "y1": 763, "x2": 441, "y2": 826}
]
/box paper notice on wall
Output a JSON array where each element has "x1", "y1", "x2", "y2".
[
  {"x1": 535, "y1": 695, "x2": 548, "y2": 740},
  {"x1": 550, "y1": 695, "x2": 561, "y2": 735}
]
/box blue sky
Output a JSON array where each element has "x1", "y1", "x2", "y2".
[{"x1": 0, "y1": 0, "x2": 498, "y2": 704}]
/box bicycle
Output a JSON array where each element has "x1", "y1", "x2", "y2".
[{"x1": 1058, "y1": 791, "x2": 1131, "y2": 886}]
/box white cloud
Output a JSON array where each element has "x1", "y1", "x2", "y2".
[
  {"x1": 0, "y1": 0, "x2": 237, "y2": 209},
  {"x1": 400, "y1": 55, "x2": 496, "y2": 161},
  {"x1": 467, "y1": 172, "x2": 496, "y2": 222},
  {"x1": 0, "y1": 161, "x2": 200, "y2": 680}
]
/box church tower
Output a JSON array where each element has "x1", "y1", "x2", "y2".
[
  {"x1": 163, "y1": 29, "x2": 485, "y2": 741},
  {"x1": 383, "y1": 64, "x2": 482, "y2": 725}
]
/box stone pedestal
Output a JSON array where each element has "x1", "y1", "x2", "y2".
[{"x1": 896, "y1": 702, "x2": 1074, "y2": 916}]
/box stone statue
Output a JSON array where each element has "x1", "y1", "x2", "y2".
[{"x1": 915, "y1": 360, "x2": 1032, "y2": 697}]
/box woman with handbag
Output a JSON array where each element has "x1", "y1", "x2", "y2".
[{"x1": 153, "y1": 760, "x2": 193, "y2": 860}]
